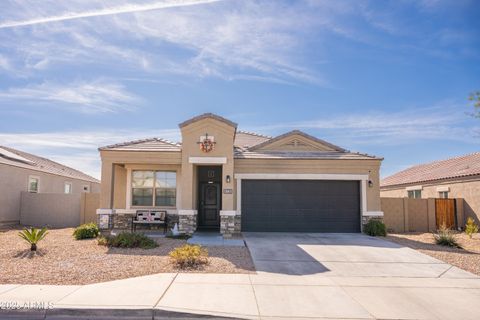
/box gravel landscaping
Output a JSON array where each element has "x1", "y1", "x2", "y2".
[
  {"x1": 0, "y1": 227, "x2": 255, "y2": 285},
  {"x1": 386, "y1": 232, "x2": 480, "y2": 276}
]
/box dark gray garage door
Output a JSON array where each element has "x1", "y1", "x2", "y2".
[{"x1": 241, "y1": 180, "x2": 360, "y2": 232}]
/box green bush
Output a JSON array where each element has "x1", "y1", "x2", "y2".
[
  {"x1": 73, "y1": 223, "x2": 99, "y2": 240},
  {"x1": 105, "y1": 232, "x2": 158, "y2": 249},
  {"x1": 465, "y1": 217, "x2": 479, "y2": 239},
  {"x1": 363, "y1": 219, "x2": 387, "y2": 237},
  {"x1": 434, "y1": 225, "x2": 461, "y2": 248},
  {"x1": 18, "y1": 227, "x2": 48, "y2": 251},
  {"x1": 169, "y1": 244, "x2": 208, "y2": 268}
]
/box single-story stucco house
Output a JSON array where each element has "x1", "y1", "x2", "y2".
[
  {"x1": 96, "y1": 113, "x2": 383, "y2": 236},
  {"x1": 0, "y1": 145, "x2": 100, "y2": 226},
  {"x1": 381, "y1": 152, "x2": 480, "y2": 224}
]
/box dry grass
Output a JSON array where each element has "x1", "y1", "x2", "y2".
[
  {"x1": 386, "y1": 232, "x2": 480, "y2": 276},
  {"x1": 0, "y1": 227, "x2": 254, "y2": 285}
]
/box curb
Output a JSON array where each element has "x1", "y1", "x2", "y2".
[{"x1": 0, "y1": 308, "x2": 241, "y2": 320}]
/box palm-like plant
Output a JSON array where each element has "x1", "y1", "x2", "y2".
[{"x1": 18, "y1": 227, "x2": 48, "y2": 251}]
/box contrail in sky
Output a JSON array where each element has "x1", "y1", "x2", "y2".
[{"x1": 0, "y1": 0, "x2": 223, "y2": 29}]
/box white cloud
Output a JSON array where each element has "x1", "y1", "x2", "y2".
[
  {"x1": 243, "y1": 104, "x2": 480, "y2": 147},
  {"x1": 0, "y1": 79, "x2": 141, "y2": 113},
  {"x1": 0, "y1": 0, "x2": 335, "y2": 84},
  {"x1": 0, "y1": 0, "x2": 223, "y2": 29}
]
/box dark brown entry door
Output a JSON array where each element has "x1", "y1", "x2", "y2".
[
  {"x1": 435, "y1": 199, "x2": 456, "y2": 229},
  {"x1": 199, "y1": 183, "x2": 220, "y2": 228}
]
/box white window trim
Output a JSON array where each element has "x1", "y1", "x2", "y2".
[
  {"x1": 436, "y1": 186, "x2": 450, "y2": 192},
  {"x1": 234, "y1": 173, "x2": 370, "y2": 218},
  {"x1": 189, "y1": 157, "x2": 227, "y2": 164},
  {"x1": 64, "y1": 181, "x2": 73, "y2": 194},
  {"x1": 27, "y1": 175, "x2": 40, "y2": 193},
  {"x1": 127, "y1": 169, "x2": 177, "y2": 209},
  {"x1": 406, "y1": 185, "x2": 422, "y2": 191}
]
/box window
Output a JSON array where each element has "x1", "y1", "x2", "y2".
[
  {"x1": 28, "y1": 176, "x2": 39, "y2": 193},
  {"x1": 439, "y1": 191, "x2": 449, "y2": 199},
  {"x1": 407, "y1": 190, "x2": 422, "y2": 199},
  {"x1": 155, "y1": 172, "x2": 176, "y2": 206},
  {"x1": 82, "y1": 185, "x2": 90, "y2": 193},
  {"x1": 64, "y1": 182, "x2": 72, "y2": 194},
  {"x1": 132, "y1": 171, "x2": 176, "y2": 207}
]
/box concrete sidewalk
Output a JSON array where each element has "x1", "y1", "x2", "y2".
[{"x1": 1, "y1": 271, "x2": 480, "y2": 319}]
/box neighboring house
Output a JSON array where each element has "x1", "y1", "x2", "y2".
[
  {"x1": 380, "y1": 152, "x2": 480, "y2": 223},
  {"x1": 0, "y1": 145, "x2": 100, "y2": 226},
  {"x1": 97, "y1": 113, "x2": 383, "y2": 236}
]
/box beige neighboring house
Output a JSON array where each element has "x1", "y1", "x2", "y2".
[
  {"x1": 0, "y1": 145, "x2": 100, "y2": 226},
  {"x1": 381, "y1": 152, "x2": 480, "y2": 224},
  {"x1": 97, "y1": 113, "x2": 383, "y2": 236}
]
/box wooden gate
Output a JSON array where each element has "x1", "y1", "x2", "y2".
[{"x1": 435, "y1": 199, "x2": 456, "y2": 229}]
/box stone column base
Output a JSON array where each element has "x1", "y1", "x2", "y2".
[
  {"x1": 178, "y1": 210, "x2": 197, "y2": 235},
  {"x1": 361, "y1": 211, "x2": 384, "y2": 230},
  {"x1": 220, "y1": 211, "x2": 241, "y2": 238}
]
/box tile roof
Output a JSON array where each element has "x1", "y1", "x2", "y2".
[
  {"x1": 99, "y1": 138, "x2": 181, "y2": 152},
  {"x1": 234, "y1": 131, "x2": 272, "y2": 148},
  {"x1": 234, "y1": 150, "x2": 380, "y2": 160},
  {"x1": 381, "y1": 152, "x2": 480, "y2": 187},
  {"x1": 248, "y1": 130, "x2": 347, "y2": 152},
  {"x1": 178, "y1": 113, "x2": 238, "y2": 129},
  {"x1": 0, "y1": 146, "x2": 99, "y2": 183}
]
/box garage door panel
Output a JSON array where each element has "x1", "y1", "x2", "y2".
[{"x1": 241, "y1": 180, "x2": 360, "y2": 233}]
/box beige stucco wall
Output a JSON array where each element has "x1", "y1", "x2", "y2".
[
  {"x1": 99, "y1": 150, "x2": 181, "y2": 208},
  {"x1": 0, "y1": 163, "x2": 100, "y2": 226},
  {"x1": 179, "y1": 118, "x2": 236, "y2": 211},
  {"x1": 381, "y1": 197, "x2": 437, "y2": 232},
  {"x1": 381, "y1": 177, "x2": 480, "y2": 224},
  {"x1": 234, "y1": 158, "x2": 382, "y2": 212},
  {"x1": 20, "y1": 192, "x2": 81, "y2": 227}
]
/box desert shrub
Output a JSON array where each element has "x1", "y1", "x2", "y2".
[
  {"x1": 434, "y1": 225, "x2": 461, "y2": 248},
  {"x1": 73, "y1": 223, "x2": 99, "y2": 240},
  {"x1": 18, "y1": 227, "x2": 48, "y2": 251},
  {"x1": 106, "y1": 232, "x2": 157, "y2": 249},
  {"x1": 363, "y1": 219, "x2": 387, "y2": 237},
  {"x1": 97, "y1": 235, "x2": 109, "y2": 246},
  {"x1": 465, "y1": 217, "x2": 479, "y2": 239},
  {"x1": 169, "y1": 244, "x2": 208, "y2": 268}
]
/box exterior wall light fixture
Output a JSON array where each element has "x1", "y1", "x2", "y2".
[{"x1": 226, "y1": 175, "x2": 231, "y2": 183}]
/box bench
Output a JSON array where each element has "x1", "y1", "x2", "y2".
[{"x1": 131, "y1": 210, "x2": 168, "y2": 233}]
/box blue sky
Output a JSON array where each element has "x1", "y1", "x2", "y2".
[{"x1": 0, "y1": 0, "x2": 479, "y2": 179}]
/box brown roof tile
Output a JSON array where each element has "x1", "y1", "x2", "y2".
[
  {"x1": 235, "y1": 150, "x2": 380, "y2": 160},
  {"x1": 248, "y1": 130, "x2": 347, "y2": 152},
  {"x1": 0, "y1": 146, "x2": 99, "y2": 183},
  {"x1": 99, "y1": 138, "x2": 181, "y2": 152},
  {"x1": 381, "y1": 152, "x2": 480, "y2": 187},
  {"x1": 234, "y1": 131, "x2": 272, "y2": 148},
  {"x1": 178, "y1": 113, "x2": 238, "y2": 129}
]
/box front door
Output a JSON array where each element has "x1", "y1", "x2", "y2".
[{"x1": 199, "y1": 183, "x2": 220, "y2": 228}]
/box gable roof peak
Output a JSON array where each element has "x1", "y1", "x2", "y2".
[
  {"x1": 249, "y1": 130, "x2": 347, "y2": 152},
  {"x1": 178, "y1": 113, "x2": 238, "y2": 129}
]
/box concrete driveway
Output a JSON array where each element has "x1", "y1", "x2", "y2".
[{"x1": 243, "y1": 232, "x2": 480, "y2": 320}]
